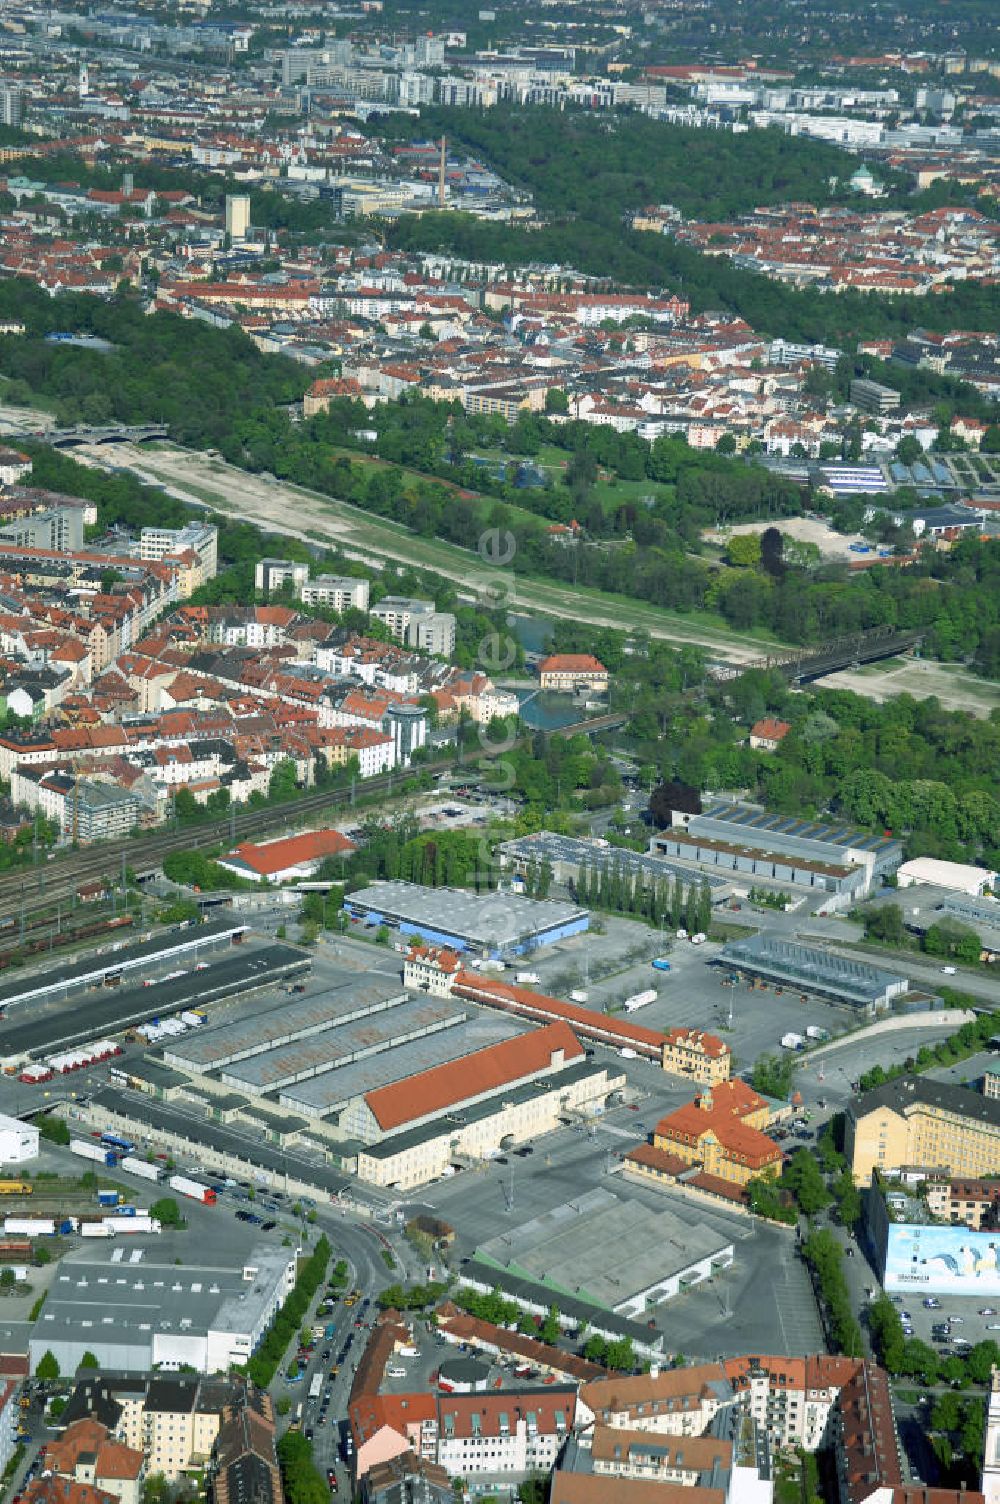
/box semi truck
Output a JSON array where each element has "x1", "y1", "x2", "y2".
[
  {"x1": 18, "y1": 1065, "x2": 52, "y2": 1085},
  {"x1": 515, "y1": 972, "x2": 540, "y2": 986},
  {"x1": 0, "y1": 1182, "x2": 31, "y2": 1196},
  {"x1": 806, "y1": 1025, "x2": 830, "y2": 1042},
  {"x1": 168, "y1": 1174, "x2": 217, "y2": 1205},
  {"x1": 116, "y1": 1215, "x2": 160, "y2": 1234},
  {"x1": 623, "y1": 990, "x2": 656, "y2": 1013},
  {"x1": 651, "y1": 958, "x2": 671, "y2": 972},
  {"x1": 120, "y1": 1156, "x2": 164, "y2": 1183},
  {"x1": 781, "y1": 1032, "x2": 806, "y2": 1051},
  {"x1": 71, "y1": 1139, "x2": 118, "y2": 1167},
  {"x1": 4, "y1": 1218, "x2": 76, "y2": 1236}
]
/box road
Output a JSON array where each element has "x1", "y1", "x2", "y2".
[
  {"x1": 76, "y1": 441, "x2": 777, "y2": 664},
  {"x1": 273, "y1": 1211, "x2": 399, "y2": 1491}
]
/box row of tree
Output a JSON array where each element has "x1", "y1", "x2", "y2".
[
  {"x1": 571, "y1": 864, "x2": 713, "y2": 935},
  {"x1": 242, "y1": 1235, "x2": 330, "y2": 1390},
  {"x1": 856, "y1": 1007, "x2": 1000, "y2": 1094}
]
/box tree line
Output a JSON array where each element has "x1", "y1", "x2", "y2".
[{"x1": 12, "y1": 288, "x2": 1000, "y2": 673}]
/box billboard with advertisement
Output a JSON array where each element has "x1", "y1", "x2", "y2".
[{"x1": 883, "y1": 1222, "x2": 1000, "y2": 1296}]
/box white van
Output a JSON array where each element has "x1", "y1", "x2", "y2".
[{"x1": 386, "y1": 1364, "x2": 408, "y2": 1378}]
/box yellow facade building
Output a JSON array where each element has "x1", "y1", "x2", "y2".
[
  {"x1": 649, "y1": 1078, "x2": 783, "y2": 1188},
  {"x1": 661, "y1": 1027, "x2": 732, "y2": 1086},
  {"x1": 845, "y1": 1076, "x2": 1000, "y2": 1186}
]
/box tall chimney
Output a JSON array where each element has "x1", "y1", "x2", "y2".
[{"x1": 438, "y1": 136, "x2": 446, "y2": 209}]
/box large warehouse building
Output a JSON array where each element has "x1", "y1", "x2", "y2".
[
  {"x1": 30, "y1": 1242, "x2": 296, "y2": 1375},
  {"x1": 655, "y1": 800, "x2": 904, "y2": 901},
  {"x1": 355, "y1": 1023, "x2": 624, "y2": 1189},
  {"x1": 0, "y1": 918, "x2": 250, "y2": 1013},
  {"x1": 498, "y1": 832, "x2": 732, "y2": 903},
  {"x1": 277, "y1": 1014, "x2": 525, "y2": 1125},
  {"x1": 343, "y1": 881, "x2": 589, "y2": 957},
  {"x1": 896, "y1": 857, "x2": 998, "y2": 898},
  {"x1": 718, "y1": 934, "x2": 908, "y2": 1014},
  {"x1": 472, "y1": 1187, "x2": 734, "y2": 1318},
  {"x1": 161, "y1": 974, "x2": 409, "y2": 1077}
]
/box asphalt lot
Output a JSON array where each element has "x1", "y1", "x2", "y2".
[
  {"x1": 793, "y1": 1022, "x2": 980, "y2": 1116},
  {"x1": 406, "y1": 1109, "x2": 825, "y2": 1360}
]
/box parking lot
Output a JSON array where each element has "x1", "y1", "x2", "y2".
[{"x1": 882, "y1": 1289, "x2": 1000, "y2": 1357}]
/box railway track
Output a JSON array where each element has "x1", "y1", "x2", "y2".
[
  {"x1": 0, "y1": 707, "x2": 622, "y2": 928},
  {"x1": 0, "y1": 750, "x2": 494, "y2": 924}
]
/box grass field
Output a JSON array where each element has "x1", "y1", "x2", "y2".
[{"x1": 104, "y1": 442, "x2": 781, "y2": 661}]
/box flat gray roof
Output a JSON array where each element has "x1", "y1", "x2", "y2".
[
  {"x1": 460, "y1": 1256, "x2": 662, "y2": 1351},
  {"x1": 88, "y1": 1087, "x2": 351, "y2": 1197},
  {"x1": 35, "y1": 1241, "x2": 291, "y2": 1346},
  {"x1": 278, "y1": 1013, "x2": 525, "y2": 1119},
  {"x1": 163, "y1": 973, "x2": 406, "y2": 1072},
  {"x1": 476, "y1": 1187, "x2": 732, "y2": 1309},
  {"x1": 0, "y1": 944, "x2": 308, "y2": 1061},
  {"x1": 500, "y1": 832, "x2": 730, "y2": 893},
  {"x1": 345, "y1": 881, "x2": 588, "y2": 949},
  {"x1": 718, "y1": 933, "x2": 907, "y2": 1004},
  {"x1": 220, "y1": 995, "x2": 467, "y2": 1092},
  {"x1": 0, "y1": 918, "x2": 249, "y2": 1011},
  {"x1": 699, "y1": 800, "x2": 901, "y2": 857}
]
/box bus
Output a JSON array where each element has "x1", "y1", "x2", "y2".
[
  {"x1": 308, "y1": 1374, "x2": 323, "y2": 1402},
  {"x1": 100, "y1": 1133, "x2": 136, "y2": 1154}
]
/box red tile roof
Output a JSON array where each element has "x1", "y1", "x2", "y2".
[
  {"x1": 623, "y1": 1142, "x2": 690, "y2": 1178},
  {"x1": 553, "y1": 1477, "x2": 724, "y2": 1504},
  {"x1": 226, "y1": 828, "x2": 356, "y2": 877},
  {"x1": 655, "y1": 1080, "x2": 781, "y2": 1170},
  {"x1": 453, "y1": 973, "x2": 666, "y2": 1055},
  {"x1": 664, "y1": 1026, "x2": 728, "y2": 1060},
  {"x1": 750, "y1": 718, "x2": 792, "y2": 742},
  {"x1": 364, "y1": 1021, "x2": 584, "y2": 1131},
  {"x1": 538, "y1": 654, "x2": 608, "y2": 675},
  {"x1": 349, "y1": 1392, "x2": 437, "y2": 1446}
]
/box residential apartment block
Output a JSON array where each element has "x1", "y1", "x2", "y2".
[
  {"x1": 924, "y1": 1176, "x2": 1000, "y2": 1230},
  {"x1": 42, "y1": 1419, "x2": 144, "y2": 1504},
  {"x1": 254, "y1": 558, "x2": 310, "y2": 596},
  {"x1": 60, "y1": 1376, "x2": 255, "y2": 1480},
  {"x1": 299, "y1": 575, "x2": 371, "y2": 612},
  {"x1": 138, "y1": 523, "x2": 218, "y2": 595},
  {"x1": 370, "y1": 597, "x2": 456, "y2": 657}
]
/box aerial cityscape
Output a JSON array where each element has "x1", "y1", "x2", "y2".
[{"x1": 0, "y1": 1, "x2": 997, "y2": 1504}]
